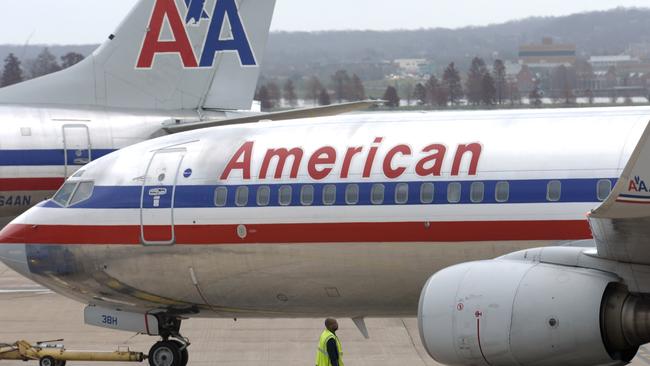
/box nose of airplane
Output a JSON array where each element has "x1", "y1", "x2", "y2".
[
  {"x1": 0, "y1": 243, "x2": 30, "y2": 278},
  {"x1": 0, "y1": 224, "x2": 30, "y2": 279}
]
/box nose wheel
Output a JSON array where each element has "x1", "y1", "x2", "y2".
[{"x1": 148, "y1": 340, "x2": 188, "y2": 366}]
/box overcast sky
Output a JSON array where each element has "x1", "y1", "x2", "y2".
[{"x1": 0, "y1": 0, "x2": 647, "y2": 44}]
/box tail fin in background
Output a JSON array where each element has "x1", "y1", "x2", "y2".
[{"x1": 0, "y1": 0, "x2": 276, "y2": 111}]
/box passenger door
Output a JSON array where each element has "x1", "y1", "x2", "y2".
[
  {"x1": 62, "y1": 124, "x2": 92, "y2": 177},
  {"x1": 140, "y1": 148, "x2": 186, "y2": 245}
]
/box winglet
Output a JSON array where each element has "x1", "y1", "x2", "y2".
[
  {"x1": 589, "y1": 120, "x2": 650, "y2": 263},
  {"x1": 591, "y1": 121, "x2": 650, "y2": 219}
]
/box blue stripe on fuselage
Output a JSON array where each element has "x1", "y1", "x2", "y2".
[
  {"x1": 43, "y1": 178, "x2": 618, "y2": 209},
  {"x1": 0, "y1": 149, "x2": 116, "y2": 166}
]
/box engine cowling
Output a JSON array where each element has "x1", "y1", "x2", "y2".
[{"x1": 418, "y1": 259, "x2": 650, "y2": 366}]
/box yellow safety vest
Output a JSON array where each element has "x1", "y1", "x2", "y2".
[{"x1": 315, "y1": 329, "x2": 344, "y2": 366}]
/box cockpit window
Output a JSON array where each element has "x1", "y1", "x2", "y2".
[
  {"x1": 69, "y1": 182, "x2": 94, "y2": 206},
  {"x1": 53, "y1": 181, "x2": 95, "y2": 207},
  {"x1": 53, "y1": 183, "x2": 77, "y2": 206}
]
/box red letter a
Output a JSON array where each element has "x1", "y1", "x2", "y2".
[
  {"x1": 221, "y1": 142, "x2": 254, "y2": 180},
  {"x1": 137, "y1": 0, "x2": 198, "y2": 68}
]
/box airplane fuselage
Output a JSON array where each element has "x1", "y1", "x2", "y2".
[
  {"x1": 2, "y1": 107, "x2": 647, "y2": 318},
  {"x1": 0, "y1": 105, "x2": 234, "y2": 226}
]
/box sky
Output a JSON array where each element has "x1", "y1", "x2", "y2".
[{"x1": 0, "y1": 0, "x2": 648, "y2": 44}]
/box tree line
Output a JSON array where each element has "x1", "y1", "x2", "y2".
[
  {"x1": 255, "y1": 57, "x2": 530, "y2": 110},
  {"x1": 1, "y1": 48, "x2": 85, "y2": 88},
  {"x1": 256, "y1": 70, "x2": 368, "y2": 110}
]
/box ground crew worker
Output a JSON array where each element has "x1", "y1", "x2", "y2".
[{"x1": 316, "y1": 318, "x2": 343, "y2": 366}]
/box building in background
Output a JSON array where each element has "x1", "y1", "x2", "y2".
[
  {"x1": 519, "y1": 38, "x2": 576, "y2": 67},
  {"x1": 627, "y1": 42, "x2": 650, "y2": 61},
  {"x1": 588, "y1": 55, "x2": 640, "y2": 71},
  {"x1": 394, "y1": 58, "x2": 429, "y2": 76}
]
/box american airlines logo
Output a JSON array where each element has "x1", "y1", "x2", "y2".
[
  {"x1": 137, "y1": 0, "x2": 256, "y2": 69},
  {"x1": 629, "y1": 176, "x2": 649, "y2": 193},
  {"x1": 220, "y1": 138, "x2": 483, "y2": 181}
]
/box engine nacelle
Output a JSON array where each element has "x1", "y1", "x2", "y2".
[{"x1": 418, "y1": 259, "x2": 649, "y2": 366}]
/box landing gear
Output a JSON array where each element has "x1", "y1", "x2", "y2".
[
  {"x1": 171, "y1": 340, "x2": 189, "y2": 366},
  {"x1": 148, "y1": 341, "x2": 182, "y2": 366},
  {"x1": 147, "y1": 314, "x2": 190, "y2": 366}
]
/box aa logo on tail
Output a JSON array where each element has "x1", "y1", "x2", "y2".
[
  {"x1": 629, "y1": 176, "x2": 649, "y2": 193},
  {"x1": 137, "y1": 0, "x2": 256, "y2": 69}
]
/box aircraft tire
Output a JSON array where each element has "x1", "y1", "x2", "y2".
[
  {"x1": 171, "y1": 340, "x2": 189, "y2": 366},
  {"x1": 149, "y1": 341, "x2": 182, "y2": 366}
]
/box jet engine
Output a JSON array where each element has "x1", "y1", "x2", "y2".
[{"x1": 418, "y1": 260, "x2": 650, "y2": 366}]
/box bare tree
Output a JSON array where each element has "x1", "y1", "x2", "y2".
[
  {"x1": 256, "y1": 85, "x2": 273, "y2": 110},
  {"x1": 306, "y1": 76, "x2": 324, "y2": 106},
  {"x1": 60, "y1": 52, "x2": 85, "y2": 69},
  {"x1": 551, "y1": 65, "x2": 577, "y2": 104},
  {"x1": 529, "y1": 80, "x2": 543, "y2": 107},
  {"x1": 481, "y1": 73, "x2": 496, "y2": 105},
  {"x1": 266, "y1": 81, "x2": 281, "y2": 107},
  {"x1": 413, "y1": 83, "x2": 427, "y2": 105},
  {"x1": 443, "y1": 62, "x2": 462, "y2": 105},
  {"x1": 1, "y1": 53, "x2": 23, "y2": 87},
  {"x1": 493, "y1": 59, "x2": 507, "y2": 104},
  {"x1": 331, "y1": 70, "x2": 352, "y2": 103},
  {"x1": 283, "y1": 79, "x2": 298, "y2": 107},
  {"x1": 318, "y1": 88, "x2": 331, "y2": 106},
  {"x1": 466, "y1": 57, "x2": 487, "y2": 106},
  {"x1": 30, "y1": 48, "x2": 61, "y2": 78},
  {"x1": 350, "y1": 74, "x2": 366, "y2": 101},
  {"x1": 383, "y1": 86, "x2": 400, "y2": 108}
]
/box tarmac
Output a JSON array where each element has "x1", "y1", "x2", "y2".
[{"x1": 1, "y1": 262, "x2": 650, "y2": 366}]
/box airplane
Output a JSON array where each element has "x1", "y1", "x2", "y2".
[
  {"x1": 3, "y1": 105, "x2": 650, "y2": 366},
  {"x1": 0, "y1": 0, "x2": 374, "y2": 228}
]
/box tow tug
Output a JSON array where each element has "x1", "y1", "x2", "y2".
[{"x1": 0, "y1": 340, "x2": 145, "y2": 366}]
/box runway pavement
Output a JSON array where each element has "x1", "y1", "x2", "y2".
[{"x1": 1, "y1": 262, "x2": 650, "y2": 366}]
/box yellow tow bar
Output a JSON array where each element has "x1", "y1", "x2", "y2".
[{"x1": 0, "y1": 340, "x2": 145, "y2": 365}]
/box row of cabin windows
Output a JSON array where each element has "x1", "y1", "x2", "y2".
[{"x1": 213, "y1": 179, "x2": 614, "y2": 207}]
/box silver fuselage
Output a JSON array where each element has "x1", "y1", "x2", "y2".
[{"x1": 2, "y1": 107, "x2": 647, "y2": 318}]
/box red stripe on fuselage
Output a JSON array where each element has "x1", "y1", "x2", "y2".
[
  {"x1": 0, "y1": 220, "x2": 593, "y2": 245},
  {"x1": 0, "y1": 178, "x2": 63, "y2": 192}
]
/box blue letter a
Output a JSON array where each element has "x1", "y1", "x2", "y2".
[{"x1": 199, "y1": 0, "x2": 256, "y2": 67}]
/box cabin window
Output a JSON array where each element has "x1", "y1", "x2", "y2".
[
  {"x1": 470, "y1": 182, "x2": 484, "y2": 203},
  {"x1": 420, "y1": 183, "x2": 434, "y2": 204},
  {"x1": 371, "y1": 184, "x2": 385, "y2": 205},
  {"x1": 395, "y1": 183, "x2": 409, "y2": 204},
  {"x1": 235, "y1": 186, "x2": 249, "y2": 207},
  {"x1": 279, "y1": 186, "x2": 292, "y2": 206},
  {"x1": 69, "y1": 181, "x2": 94, "y2": 206},
  {"x1": 345, "y1": 184, "x2": 359, "y2": 205},
  {"x1": 447, "y1": 183, "x2": 462, "y2": 203},
  {"x1": 323, "y1": 184, "x2": 336, "y2": 206},
  {"x1": 53, "y1": 182, "x2": 77, "y2": 207},
  {"x1": 597, "y1": 180, "x2": 612, "y2": 201},
  {"x1": 547, "y1": 181, "x2": 562, "y2": 202},
  {"x1": 495, "y1": 181, "x2": 510, "y2": 203},
  {"x1": 214, "y1": 187, "x2": 228, "y2": 207},
  {"x1": 301, "y1": 185, "x2": 315, "y2": 206},
  {"x1": 257, "y1": 186, "x2": 270, "y2": 206}
]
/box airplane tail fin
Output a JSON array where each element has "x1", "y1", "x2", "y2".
[{"x1": 0, "y1": 0, "x2": 276, "y2": 111}]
